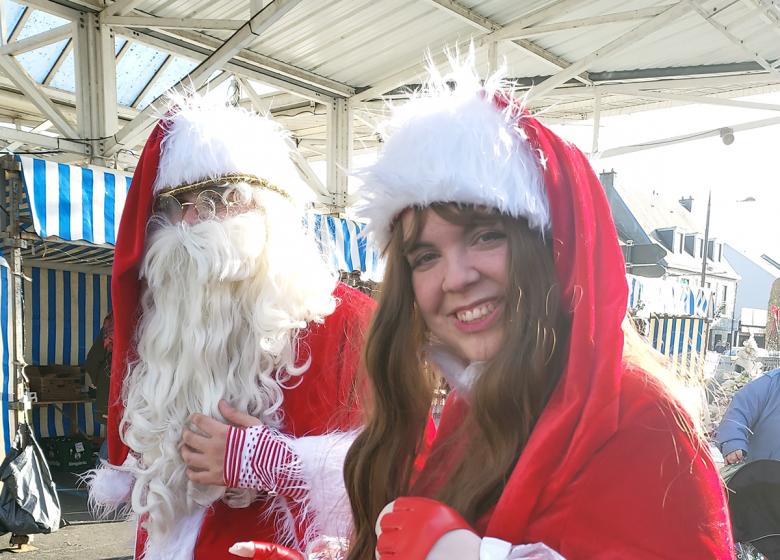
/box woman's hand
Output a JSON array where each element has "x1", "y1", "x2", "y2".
[
  {"x1": 181, "y1": 400, "x2": 261, "y2": 485},
  {"x1": 375, "y1": 497, "x2": 480, "y2": 560}
]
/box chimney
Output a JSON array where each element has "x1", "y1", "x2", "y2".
[
  {"x1": 679, "y1": 196, "x2": 693, "y2": 212},
  {"x1": 599, "y1": 169, "x2": 616, "y2": 191}
]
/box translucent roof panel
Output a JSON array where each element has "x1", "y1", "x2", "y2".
[
  {"x1": 4, "y1": 1, "x2": 26, "y2": 38},
  {"x1": 12, "y1": 4, "x2": 70, "y2": 84},
  {"x1": 15, "y1": 6, "x2": 68, "y2": 40},
  {"x1": 116, "y1": 38, "x2": 128, "y2": 55},
  {"x1": 17, "y1": 39, "x2": 69, "y2": 83},
  {"x1": 136, "y1": 57, "x2": 199, "y2": 108},
  {"x1": 116, "y1": 43, "x2": 169, "y2": 106},
  {"x1": 48, "y1": 48, "x2": 74, "y2": 92}
]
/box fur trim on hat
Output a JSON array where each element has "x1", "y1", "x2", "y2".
[
  {"x1": 354, "y1": 53, "x2": 550, "y2": 249},
  {"x1": 153, "y1": 93, "x2": 311, "y2": 204}
]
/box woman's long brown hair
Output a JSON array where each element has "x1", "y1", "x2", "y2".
[{"x1": 344, "y1": 205, "x2": 569, "y2": 560}]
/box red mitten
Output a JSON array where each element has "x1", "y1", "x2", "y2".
[
  {"x1": 223, "y1": 425, "x2": 307, "y2": 500},
  {"x1": 251, "y1": 542, "x2": 305, "y2": 560},
  {"x1": 377, "y1": 497, "x2": 476, "y2": 560}
]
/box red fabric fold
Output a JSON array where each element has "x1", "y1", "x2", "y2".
[
  {"x1": 483, "y1": 96, "x2": 627, "y2": 543},
  {"x1": 107, "y1": 121, "x2": 166, "y2": 466}
]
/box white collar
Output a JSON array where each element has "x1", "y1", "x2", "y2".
[{"x1": 423, "y1": 345, "x2": 484, "y2": 392}]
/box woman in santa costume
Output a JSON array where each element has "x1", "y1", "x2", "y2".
[
  {"x1": 341, "y1": 56, "x2": 734, "y2": 560},
  {"x1": 88, "y1": 93, "x2": 374, "y2": 560}
]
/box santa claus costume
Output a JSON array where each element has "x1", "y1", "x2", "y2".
[
  {"x1": 344, "y1": 57, "x2": 734, "y2": 560},
  {"x1": 87, "y1": 94, "x2": 374, "y2": 560}
]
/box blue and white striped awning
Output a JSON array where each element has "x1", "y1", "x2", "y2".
[
  {"x1": 16, "y1": 156, "x2": 384, "y2": 279},
  {"x1": 19, "y1": 156, "x2": 132, "y2": 245},
  {"x1": 305, "y1": 212, "x2": 384, "y2": 282},
  {"x1": 627, "y1": 274, "x2": 712, "y2": 319}
]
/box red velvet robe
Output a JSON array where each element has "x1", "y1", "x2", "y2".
[
  {"x1": 412, "y1": 366, "x2": 734, "y2": 560},
  {"x1": 133, "y1": 283, "x2": 374, "y2": 559}
]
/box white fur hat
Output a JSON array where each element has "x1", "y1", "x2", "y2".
[
  {"x1": 354, "y1": 60, "x2": 550, "y2": 249},
  {"x1": 152, "y1": 93, "x2": 311, "y2": 204}
]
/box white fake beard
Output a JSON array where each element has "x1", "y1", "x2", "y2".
[{"x1": 120, "y1": 207, "x2": 336, "y2": 551}]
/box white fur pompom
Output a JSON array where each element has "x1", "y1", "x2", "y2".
[{"x1": 83, "y1": 459, "x2": 136, "y2": 519}]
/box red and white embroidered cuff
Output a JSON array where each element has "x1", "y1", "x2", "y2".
[{"x1": 223, "y1": 425, "x2": 307, "y2": 501}]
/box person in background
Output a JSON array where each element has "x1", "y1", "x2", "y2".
[
  {"x1": 342, "y1": 56, "x2": 734, "y2": 560},
  {"x1": 716, "y1": 367, "x2": 780, "y2": 465},
  {"x1": 84, "y1": 310, "x2": 113, "y2": 464}
]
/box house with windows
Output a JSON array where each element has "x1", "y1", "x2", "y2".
[
  {"x1": 600, "y1": 171, "x2": 740, "y2": 349},
  {"x1": 722, "y1": 245, "x2": 780, "y2": 348}
]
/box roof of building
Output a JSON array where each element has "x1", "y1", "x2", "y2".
[
  {"x1": 613, "y1": 183, "x2": 739, "y2": 280},
  {"x1": 724, "y1": 244, "x2": 780, "y2": 280}
]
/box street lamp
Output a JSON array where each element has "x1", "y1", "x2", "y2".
[{"x1": 700, "y1": 194, "x2": 755, "y2": 349}]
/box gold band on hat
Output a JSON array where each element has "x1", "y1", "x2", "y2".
[{"x1": 160, "y1": 173, "x2": 291, "y2": 201}]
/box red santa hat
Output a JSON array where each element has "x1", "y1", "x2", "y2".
[
  {"x1": 107, "y1": 94, "x2": 309, "y2": 467},
  {"x1": 356, "y1": 59, "x2": 629, "y2": 543}
]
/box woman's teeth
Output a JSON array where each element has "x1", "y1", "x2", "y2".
[{"x1": 456, "y1": 302, "x2": 496, "y2": 323}]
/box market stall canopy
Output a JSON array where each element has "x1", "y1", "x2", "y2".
[{"x1": 11, "y1": 156, "x2": 381, "y2": 279}]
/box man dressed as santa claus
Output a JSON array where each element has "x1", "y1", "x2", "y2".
[{"x1": 88, "y1": 93, "x2": 374, "y2": 560}]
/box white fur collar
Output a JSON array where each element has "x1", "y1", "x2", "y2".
[{"x1": 423, "y1": 345, "x2": 484, "y2": 392}]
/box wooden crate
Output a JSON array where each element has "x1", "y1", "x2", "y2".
[{"x1": 26, "y1": 365, "x2": 82, "y2": 402}]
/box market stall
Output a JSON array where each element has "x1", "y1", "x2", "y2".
[{"x1": 0, "y1": 155, "x2": 381, "y2": 459}]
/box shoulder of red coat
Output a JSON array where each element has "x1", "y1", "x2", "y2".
[
  {"x1": 618, "y1": 363, "x2": 692, "y2": 429},
  {"x1": 331, "y1": 282, "x2": 377, "y2": 319}
]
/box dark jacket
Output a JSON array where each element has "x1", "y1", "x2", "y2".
[{"x1": 84, "y1": 330, "x2": 111, "y2": 424}]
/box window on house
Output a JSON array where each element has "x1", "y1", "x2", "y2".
[
  {"x1": 699, "y1": 240, "x2": 703, "y2": 258},
  {"x1": 678, "y1": 234, "x2": 684, "y2": 254},
  {"x1": 718, "y1": 244, "x2": 722, "y2": 262},
  {"x1": 722, "y1": 285, "x2": 728, "y2": 304}
]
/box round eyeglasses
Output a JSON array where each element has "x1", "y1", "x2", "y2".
[{"x1": 152, "y1": 188, "x2": 248, "y2": 223}]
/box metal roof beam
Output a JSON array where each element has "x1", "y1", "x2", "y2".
[
  {"x1": 423, "y1": 0, "x2": 591, "y2": 84},
  {"x1": 688, "y1": 0, "x2": 780, "y2": 80},
  {"x1": 43, "y1": 38, "x2": 71, "y2": 85},
  {"x1": 420, "y1": 0, "x2": 500, "y2": 31},
  {"x1": 498, "y1": 6, "x2": 672, "y2": 39},
  {"x1": 113, "y1": 27, "x2": 336, "y2": 102},
  {"x1": 508, "y1": 39, "x2": 592, "y2": 84},
  {"x1": 480, "y1": 0, "x2": 592, "y2": 43},
  {"x1": 0, "y1": 23, "x2": 71, "y2": 57},
  {"x1": 101, "y1": 0, "x2": 144, "y2": 18},
  {"x1": 115, "y1": 37, "x2": 131, "y2": 63},
  {"x1": 103, "y1": 16, "x2": 246, "y2": 30},
  {"x1": 8, "y1": 8, "x2": 31, "y2": 43},
  {"x1": 526, "y1": 2, "x2": 692, "y2": 102},
  {"x1": 597, "y1": 114, "x2": 780, "y2": 158},
  {"x1": 610, "y1": 88, "x2": 780, "y2": 111},
  {"x1": 157, "y1": 28, "x2": 354, "y2": 96},
  {"x1": 104, "y1": 0, "x2": 305, "y2": 156},
  {"x1": 5, "y1": 119, "x2": 52, "y2": 151},
  {"x1": 0, "y1": 125, "x2": 86, "y2": 153},
  {"x1": 14, "y1": 1, "x2": 80, "y2": 21},
  {"x1": 0, "y1": 54, "x2": 78, "y2": 138},
  {"x1": 131, "y1": 54, "x2": 172, "y2": 108}
]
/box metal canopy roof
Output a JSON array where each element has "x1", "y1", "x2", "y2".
[{"x1": 0, "y1": 0, "x2": 777, "y2": 210}]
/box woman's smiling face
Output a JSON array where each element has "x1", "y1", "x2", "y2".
[{"x1": 403, "y1": 206, "x2": 509, "y2": 364}]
